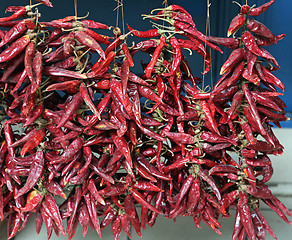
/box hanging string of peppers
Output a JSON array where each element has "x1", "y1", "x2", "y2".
[{"x1": 0, "y1": 0, "x2": 290, "y2": 239}]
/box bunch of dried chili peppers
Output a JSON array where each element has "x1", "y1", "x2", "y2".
[{"x1": 0, "y1": 0, "x2": 291, "y2": 239}]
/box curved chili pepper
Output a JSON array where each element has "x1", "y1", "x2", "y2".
[
  {"x1": 242, "y1": 31, "x2": 275, "y2": 61},
  {"x1": 249, "y1": 0, "x2": 275, "y2": 16},
  {"x1": 130, "y1": 188, "x2": 162, "y2": 214},
  {"x1": 200, "y1": 100, "x2": 220, "y2": 135},
  {"x1": 200, "y1": 131, "x2": 238, "y2": 145},
  {"x1": 30, "y1": 49, "x2": 42, "y2": 93},
  {"x1": 0, "y1": 35, "x2": 30, "y2": 63},
  {"x1": 43, "y1": 193, "x2": 66, "y2": 236},
  {"x1": 242, "y1": 83, "x2": 275, "y2": 146},
  {"x1": 238, "y1": 191, "x2": 256, "y2": 240},
  {"x1": 36, "y1": 0, "x2": 53, "y2": 7},
  {"x1": 174, "y1": 21, "x2": 222, "y2": 53},
  {"x1": 24, "y1": 41, "x2": 35, "y2": 84},
  {"x1": 127, "y1": 23, "x2": 159, "y2": 38},
  {"x1": 122, "y1": 196, "x2": 140, "y2": 237},
  {"x1": 248, "y1": 19, "x2": 275, "y2": 40},
  {"x1": 75, "y1": 30, "x2": 105, "y2": 59},
  {"x1": 43, "y1": 66, "x2": 87, "y2": 79},
  {"x1": 220, "y1": 48, "x2": 244, "y2": 75},
  {"x1": 227, "y1": 14, "x2": 245, "y2": 37},
  {"x1": 206, "y1": 36, "x2": 240, "y2": 49},
  {"x1": 20, "y1": 129, "x2": 45, "y2": 157},
  {"x1": 15, "y1": 151, "x2": 44, "y2": 198},
  {"x1": 145, "y1": 36, "x2": 166, "y2": 79},
  {"x1": 197, "y1": 168, "x2": 221, "y2": 201},
  {"x1": 20, "y1": 190, "x2": 44, "y2": 212},
  {"x1": 163, "y1": 37, "x2": 182, "y2": 77},
  {"x1": 164, "y1": 131, "x2": 194, "y2": 145},
  {"x1": 80, "y1": 19, "x2": 109, "y2": 29},
  {"x1": 52, "y1": 137, "x2": 83, "y2": 164}
]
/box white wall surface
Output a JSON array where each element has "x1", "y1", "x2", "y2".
[{"x1": 0, "y1": 128, "x2": 291, "y2": 240}]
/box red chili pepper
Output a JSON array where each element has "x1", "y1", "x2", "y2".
[
  {"x1": 131, "y1": 188, "x2": 162, "y2": 214},
  {"x1": 241, "y1": 120, "x2": 257, "y2": 145},
  {"x1": 0, "y1": 6, "x2": 32, "y2": 23},
  {"x1": 87, "y1": 179, "x2": 105, "y2": 205},
  {"x1": 220, "y1": 48, "x2": 245, "y2": 75},
  {"x1": 256, "y1": 33, "x2": 286, "y2": 46},
  {"x1": 46, "y1": 80, "x2": 81, "y2": 92},
  {"x1": 227, "y1": 14, "x2": 245, "y2": 37},
  {"x1": 0, "y1": 35, "x2": 30, "y2": 63},
  {"x1": 260, "y1": 65, "x2": 284, "y2": 91},
  {"x1": 20, "y1": 190, "x2": 44, "y2": 212},
  {"x1": 251, "y1": 91, "x2": 282, "y2": 112},
  {"x1": 36, "y1": 0, "x2": 53, "y2": 7},
  {"x1": 242, "y1": 83, "x2": 274, "y2": 146},
  {"x1": 75, "y1": 30, "x2": 105, "y2": 59},
  {"x1": 83, "y1": 28, "x2": 111, "y2": 45},
  {"x1": 197, "y1": 168, "x2": 221, "y2": 201},
  {"x1": 262, "y1": 199, "x2": 292, "y2": 225},
  {"x1": 145, "y1": 36, "x2": 166, "y2": 79},
  {"x1": 15, "y1": 151, "x2": 44, "y2": 198},
  {"x1": 163, "y1": 37, "x2": 182, "y2": 77},
  {"x1": 242, "y1": 31, "x2": 274, "y2": 61},
  {"x1": 174, "y1": 21, "x2": 223, "y2": 53},
  {"x1": 24, "y1": 41, "x2": 35, "y2": 85},
  {"x1": 9, "y1": 127, "x2": 37, "y2": 148},
  {"x1": 121, "y1": 43, "x2": 134, "y2": 67},
  {"x1": 133, "y1": 181, "x2": 163, "y2": 192},
  {"x1": 238, "y1": 191, "x2": 256, "y2": 240},
  {"x1": 44, "y1": 181, "x2": 66, "y2": 199},
  {"x1": 249, "y1": 0, "x2": 275, "y2": 16},
  {"x1": 90, "y1": 162, "x2": 115, "y2": 184},
  {"x1": 248, "y1": 19, "x2": 275, "y2": 40},
  {"x1": 138, "y1": 85, "x2": 162, "y2": 104},
  {"x1": 206, "y1": 36, "x2": 240, "y2": 49},
  {"x1": 136, "y1": 153, "x2": 171, "y2": 181},
  {"x1": 20, "y1": 129, "x2": 45, "y2": 157},
  {"x1": 56, "y1": 93, "x2": 84, "y2": 128},
  {"x1": 201, "y1": 131, "x2": 238, "y2": 145},
  {"x1": 80, "y1": 19, "x2": 109, "y2": 29},
  {"x1": 0, "y1": 20, "x2": 33, "y2": 48},
  {"x1": 123, "y1": 195, "x2": 142, "y2": 237},
  {"x1": 200, "y1": 100, "x2": 220, "y2": 135},
  {"x1": 254, "y1": 208, "x2": 277, "y2": 239},
  {"x1": 120, "y1": 213, "x2": 131, "y2": 238},
  {"x1": 52, "y1": 137, "x2": 83, "y2": 164},
  {"x1": 43, "y1": 66, "x2": 87, "y2": 79},
  {"x1": 83, "y1": 193, "x2": 101, "y2": 237},
  {"x1": 79, "y1": 83, "x2": 101, "y2": 120},
  {"x1": 164, "y1": 131, "x2": 194, "y2": 145},
  {"x1": 127, "y1": 23, "x2": 160, "y2": 38},
  {"x1": 43, "y1": 193, "x2": 66, "y2": 236},
  {"x1": 89, "y1": 51, "x2": 116, "y2": 77}
]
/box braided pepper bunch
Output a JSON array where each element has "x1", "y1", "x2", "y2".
[{"x1": 0, "y1": 0, "x2": 291, "y2": 240}]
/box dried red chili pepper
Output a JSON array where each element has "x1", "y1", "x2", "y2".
[
  {"x1": 15, "y1": 151, "x2": 44, "y2": 198},
  {"x1": 20, "y1": 129, "x2": 45, "y2": 157},
  {"x1": 124, "y1": 195, "x2": 142, "y2": 237},
  {"x1": 0, "y1": 35, "x2": 30, "y2": 63},
  {"x1": 220, "y1": 48, "x2": 245, "y2": 75},
  {"x1": 227, "y1": 14, "x2": 245, "y2": 37},
  {"x1": 145, "y1": 36, "x2": 166, "y2": 79},
  {"x1": 127, "y1": 24, "x2": 160, "y2": 38},
  {"x1": 75, "y1": 30, "x2": 105, "y2": 59},
  {"x1": 249, "y1": 0, "x2": 275, "y2": 16},
  {"x1": 206, "y1": 36, "x2": 240, "y2": 49}
]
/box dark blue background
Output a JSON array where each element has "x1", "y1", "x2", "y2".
[{"x1": 2, "y1": 0, "x2": 291, "y2": 125}]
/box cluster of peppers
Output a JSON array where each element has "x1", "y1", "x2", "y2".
[{"x1": 0, "y1": 0, "x2": 291, "y2": 239}]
